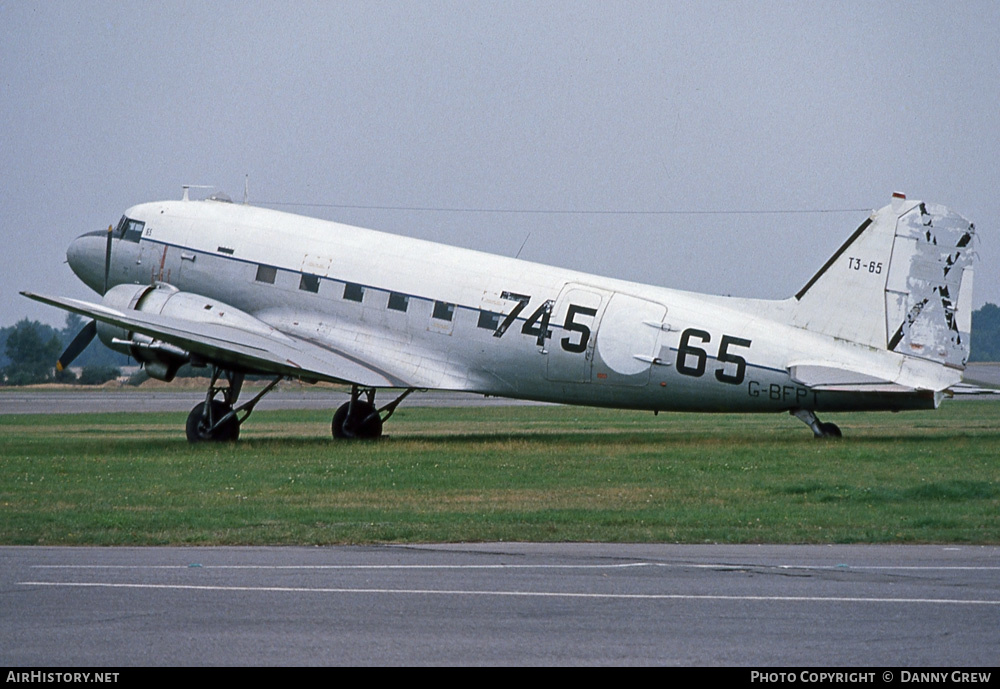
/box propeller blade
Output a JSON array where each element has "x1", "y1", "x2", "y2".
[
  {"x1": 56, "y1": 320, "x2": 97, "y2": 372},
  {"x1": 103, "y1": 224, "x2": 113, "y2": 294}
]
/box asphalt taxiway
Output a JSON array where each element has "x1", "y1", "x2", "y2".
[
  {"x1": 0, "y1": 389, "x2": 546, "y2": 415},
  {"x1": 2, "y1": 543, "x2": 997, "y2": 666}
]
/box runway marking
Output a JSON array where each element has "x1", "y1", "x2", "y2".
[
  {"x1": 776, "y1": 565, "x2": 1000, "y2": 571},
  {"x1": 33, "y1": 563, "x2": 653, "y2": 570},
  {"x1": 18, "y1": 581, "x2": 1000, "y2": 605},
  {"x1": 32, "y1": 563, "x2": 1000, "y2": 571}
]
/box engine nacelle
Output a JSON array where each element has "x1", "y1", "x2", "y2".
[
  {"x1": 97, "y1": 284, "x2": 190, "y2": 381},
  {"x1": 96, "y1": 283, "x2": 278, "y2": 382}
]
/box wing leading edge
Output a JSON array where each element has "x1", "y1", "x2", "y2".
[{"x1": 21, "y1": 290, "x2": 404, "y2": 388}]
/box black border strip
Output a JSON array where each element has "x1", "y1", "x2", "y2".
[{"x1": 794, "y1": 218, "x2": 872, "y2": 301}]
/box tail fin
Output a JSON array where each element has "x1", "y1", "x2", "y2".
[{"x1": 791, "y1": 194, "x2": 976, "y2": 369}]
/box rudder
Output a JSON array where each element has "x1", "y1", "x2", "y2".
[{"x1": 884, "y1": 200, "x2": 976, "y2": 369}]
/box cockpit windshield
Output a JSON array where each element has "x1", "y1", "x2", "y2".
[{"x1": 114, "y1": 216, "x2": 145, "y2": 243}]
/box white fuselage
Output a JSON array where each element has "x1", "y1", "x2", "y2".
[{"x1": 99, "y1": 199, "x2": 938, "y2": 413}]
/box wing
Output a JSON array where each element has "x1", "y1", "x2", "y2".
[{"x1": 21, "y1": 290, "x2": 404, "y2": 387}]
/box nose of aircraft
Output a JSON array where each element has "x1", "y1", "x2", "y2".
[{"x1": 66, "y1": 230, "x2": 110, "y2": 294}]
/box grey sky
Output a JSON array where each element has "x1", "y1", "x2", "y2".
[{"x1": 3, "y1": 1, "x2": 998, "y2": 329}]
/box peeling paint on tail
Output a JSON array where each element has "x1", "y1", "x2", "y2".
[{"x1": 885, "y1": 202, "x2": 976, "y2": 369}]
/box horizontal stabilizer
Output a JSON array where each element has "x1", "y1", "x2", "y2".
[
  {"x1": 807, "y1": 383, "x2": 923, "y2": 394},
  {"x1": 788, "y1": 363, "x2": 893, "y2": 387},
  {"x1": 788, "y1": 352, "x2": 961, "y2": 392}
]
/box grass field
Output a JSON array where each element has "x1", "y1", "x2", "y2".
[{"x1": 1, "y1": 401, "x2": 997, "y2": 545}]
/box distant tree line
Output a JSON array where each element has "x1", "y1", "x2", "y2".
[
  {"x1": 970, "y1": 303, "x2": 1000, "y2": 362},
  {"x1": 1, "y1": 314, "x2": 128, "y2": 386},
  {"x1": 3, "y1": 303, "x2": 1000, "y2": 385}
]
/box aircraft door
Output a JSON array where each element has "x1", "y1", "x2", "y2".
[
  {"x1": 545, "y1": 285, "x2": 608, "y2": 383},
  {"x1": 592, "y1": 293, "x2": 668, "y2": 386}
]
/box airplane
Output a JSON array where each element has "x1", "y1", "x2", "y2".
[{"x1": 22, "y1": 190, "x2": 976, "y2": 441}]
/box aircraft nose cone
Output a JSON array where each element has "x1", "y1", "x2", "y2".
[{"x1": 67, "y1": 230, "x2": 109, "y2": 294}]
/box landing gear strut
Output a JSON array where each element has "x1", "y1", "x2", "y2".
[
  {"x1": 185, "y1": 367, "x2": 282, "y2": 443},
  {"x1": 790, "y1": 409, "x2": 842, "y2": 438},
  {"x1": 331, "y1": 386, "x2": 414, "y2": 440}
]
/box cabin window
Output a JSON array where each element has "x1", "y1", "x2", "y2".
[
  {"x1": 343, "y1": 283, "x2": 364, "y2": 302},
  {"x1": 477, "y1": 310, "x2": 500, "y2": 330},
  {"x1": 433, "y1": 301, "x2": 455, "y2": 321},
  {"x1": 255, "y1": 265, "x2": 277, "y2": 284},
  {"x1": 299, "y1": 274, "x2": 320, "y2": 293},
  {"x1": 387, "y1": 293, "x2": 409, "y2": 312}
]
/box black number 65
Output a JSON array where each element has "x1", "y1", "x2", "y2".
[{"x1": 677, "y1": 328, "x2": 752, "y2": 385}]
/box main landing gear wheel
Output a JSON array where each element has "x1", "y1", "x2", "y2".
[
  {"x1": 332, "y1": 400, "x2": 383, "y2": 440},
  {"x1": 330, "y1": 387, "x2": 415, "y2": 441},
  {"x1": 183, "y1": 366, "x2": 283, "y2": 443},
  {"x1": 186, "y1": 400, "x2": 240, "y2": 442}
]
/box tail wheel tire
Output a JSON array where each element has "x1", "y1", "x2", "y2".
[
  {"x1": 186, "y1": 400, "x2": 240, "y2": 442},
  {"x1": 819, "y1": 422, "x2": 842, "y2": 438}
]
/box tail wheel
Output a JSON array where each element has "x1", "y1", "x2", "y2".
[
  {"x1": 332, "y1": 401, "x2": 383, "y2": 440},
  {"x1": 819, "y1": 422, "x2": 842, "y2": 438},
  {"x1": 186, "y1": 400, "x2": 240, "y2": 443}
]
